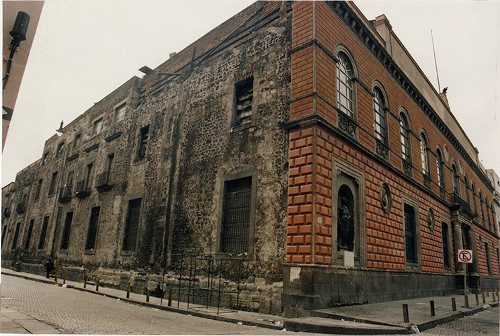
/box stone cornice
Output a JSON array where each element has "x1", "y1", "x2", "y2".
[{"x1": 327, "y1": 1, "x2": 493, "y2": 192}]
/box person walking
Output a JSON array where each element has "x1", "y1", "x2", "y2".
[{"x1": 45, "y1": 259, "x2": 54, "y2": 279}]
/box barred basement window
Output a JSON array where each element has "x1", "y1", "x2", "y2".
[
  {"x1": 60, "y1": 212, "x2": 73, "y2": 250},
  {"x1": 442, "y1": 222, "x2": 451, "y2": 268},
  {"x1": 220, "y1": 176, "x2": 252, "y2": 254},
  {"x1": 86, "y1": 206, "x2": 100, "y2": 250},
  {"x1": 123, "y1": 198, "x2": 142, "y2": 252},
  {"x1": 11, "y1": 222, "x2": 21, "y2": 250},
  {"x1": 24, "y1": 219, "x2": 34, "y2": 249},
  {"x1": 38, "y1": 216, "x2": 49, "y2": 250},
  {"x1": 233, "y1": 77, "x2": 253, "y2": 126},
  {"x1": 404, "y1": 204, "x2": 417, "y2": 264},
  {"x1": 137, "y1": 125, "x2": 149, "y2": 160}
]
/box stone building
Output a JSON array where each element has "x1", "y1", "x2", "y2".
[{"x1": 2, "y1": 1, "x2": 499, "y2": 316}]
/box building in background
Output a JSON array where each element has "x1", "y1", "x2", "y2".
[
  {"x1": 2, "y1": 1, "x2": 498, "y2": 316},
  {"x1": 2, "y1": 0, "x2": 44, "y2": 149},
  {"x1": 486, "y1": 169, "x2": 500, "y2": 236}
]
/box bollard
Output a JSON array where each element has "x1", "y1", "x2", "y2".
[
  {"x1": 475, "y1": 293, "x2": 479, "y2": 306},
  {"x1": 168, "y1": 288, "x2": 173, "y2": 307},
  {"x1": 127, "y1": 282, "x2": 131, "y2": 299},
  {"x1": 464, "y1": 294, "x2": 470, "y2": 308},
  {"x1": 486, "y1": 291, "x2": 490, "y2": 297},
  {"x1": 63, "y1": 271, "x2": 66, "y2": 285},
  {"x1": 451, "y1": 297, "x2": 457, "y2": 311},
  {"x1": 84, "y1": 273, "x2": 87, "y2": 288},
  {"x1": 146, "y1": 289, "x2": 150, "y2": 303},
  {"x1": 430, "y1": 300, "x2": 435, "y2": 316},
  {"x1": 96, "y1": 279, "x2": 99, "y2": 292},
  {"x1": 402, "y1": 304, "x2": 409, "y2": 323},
  {"x1": 482, "y1": 292, "x2": 486, "y2": 304}
]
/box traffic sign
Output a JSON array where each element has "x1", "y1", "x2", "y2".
[{"x1": 458, "y1": 249, "x2": 473, "y2": 263}]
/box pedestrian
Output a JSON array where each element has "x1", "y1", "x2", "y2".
[{"x1": 45, "y1": 259, "x2": 54, "y2": 279}]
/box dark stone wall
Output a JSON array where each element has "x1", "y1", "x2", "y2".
[{"x1": 282, "y1": 265, "x2": 459, "y2": 317}]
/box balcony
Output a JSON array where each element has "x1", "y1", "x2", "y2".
[
  {"x1": 59, "y1": 185, "x2": 72, "y2": 203},
  {"x1": 15, "y1": 201, "x2": 26, "y2": 214},
  {"x1": 451, "y1": 192, "x2": 475, "y2": 219},
  {"x1": 423, "y1": 175, "x2": 432, "y2": 190},
  {"x1": 95, "y1": 172, "x2": 112, "y2": 192},
  {"x1": 75, "y1": 180, "x2": 91, "y2": 199}
]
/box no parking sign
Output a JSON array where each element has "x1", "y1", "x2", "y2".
[{"x1": 458, "y1": 249, "x2": 473, "y2": 263}]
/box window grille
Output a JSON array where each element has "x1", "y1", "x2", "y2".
[
  {"x1": 220, "y1": 177, "x2": 252, "y2": 254},
  {"x1": 373, "y1": 87, "x2": 387, "y2": 145},
  {"x1": 123, "y1": 198, "x2": 142, "y2": 251},
  {"x1": 404, "y1": 204, "x2": 417, "y2": 264},
  {"x1": 60, "y1": 212, "x2": 73, "y2": 250},
  {"x1": 38, "y1": 216, "x2": 49, "y2": 249},
  {"x1": 86, "y1": 207, "x2": 100, "y2": 250},
  {"x1": 234, "y1": 77, "x2": 253, "y2": 126},
  {"x1": 442, "y1": 222, "x2": 451, "y2": 268}
]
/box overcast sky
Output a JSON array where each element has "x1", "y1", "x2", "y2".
[{"x1": 2, "y1": 0, "x2": 499, "y2": 187}]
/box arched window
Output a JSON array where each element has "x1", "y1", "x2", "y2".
[
  {"x1": 436, "y1": 149, "x2": 445, "y2": 190},
  {"x1": 373, "y1": 86, "x2": 388, "y2": 146},
  {"x1": 399, "y1": 112, "x2": 411, "y2": 163},
  {"x1": 336, "y1": 52, "x2": 355, "y2": 118},
  {"x1": 485, "y1": 198, "x2": 491, "y2": 229},
  {"x1": 464, "y1": 175, "x2": 470, "y2": 204},
  {"x1": 419, "y1": 132, "x2": 430, "y2": 177},
  {"x1": 471, "y1": 183, "x2": 477, "y2": 212},
  {"x1": 452, "y1": 164, "x2": 460, "y2": 195},
  {"x1": 479, "y1": 191, "x2": 485, "y2": 224}
]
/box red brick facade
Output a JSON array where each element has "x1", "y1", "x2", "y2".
[{"x1": 284, "y1": 1, "x2": 498, "y2": 313}]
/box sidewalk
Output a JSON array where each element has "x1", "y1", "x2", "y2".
[
  {"x1": 2, "y1": 268, "x2": 498, "y2": 334},
  {"x1": 1, "y1": 306, "x2": 63, "y2": 334}
]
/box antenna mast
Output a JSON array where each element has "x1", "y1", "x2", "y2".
[{"x1": 431, "y1": 30, "x2": 441, "y2": 92}]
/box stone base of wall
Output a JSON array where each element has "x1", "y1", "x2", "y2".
[
  {"x1": 281, "y1": 265, "x2": 496, "y2": 317},
  {"x1": 7, "y1": 261, "x2": 283, "y2": 315}
]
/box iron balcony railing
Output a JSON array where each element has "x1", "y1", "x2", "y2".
[
  {"x1": 95, "y1": 171, "x2": 112, "y2": 192},
  {"x1": 75, "y1": 180, "x2": 91, "y2": 198},
  {"x1": 59, "y1": 185, "x2": 72, "y2": 203}
]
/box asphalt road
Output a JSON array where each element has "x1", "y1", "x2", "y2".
[{"x1": 1, "y1": 274, "x2": 498, "y2": 335}]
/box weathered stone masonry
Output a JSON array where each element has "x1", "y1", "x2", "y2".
[{"x1": 2, "y1": 1, "x2": 499, "y2": 316}]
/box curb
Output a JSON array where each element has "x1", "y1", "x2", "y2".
[{"x1": 283, "y1": 319, "x2": 411, "y2": 335}]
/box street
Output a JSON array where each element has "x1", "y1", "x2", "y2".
[{"x1": 1, "y1": 274, "x2": 499, "y2": 335}]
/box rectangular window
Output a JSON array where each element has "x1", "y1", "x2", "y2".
[
  {"x1": 73, "y1": 133, "x2": 81, "y2": 148},
  {"x1": 42, "y1": 152, "x2": 49, "y2": 165},
  {"x1": 114, "y1": 103, "x2": 126, "y2": 124},
  {"x1": 404, "y1": 204, "x2": 417, "y2": 264},
  {"x1": 24, "y1": 219, "x2": 35, "y2": 249},
  {"x1": 442, "y1": 222, "x2": 451, "y2": 268},
  {"x1": 86, "y1": 207, "x2": 101, "y2": 250},
  {"x1": 485, "y1": 242, "x2": 492, "y2": 274},
  {"x1": 34, "y1": 179, "x2": 43, "y2": 201},
  {"x1": 48, "y1": 171, "x2": 58, "y2": 196},
  {"x1": 38, "y1": 216, "x2": 49, "y2": 249},
  {"x1": 233, "y1": 77, "x2": 254, "y2": 126},
  {"x1": 60, "y1": 212, "x2": 73, "y2": 250},
  {"x1": 92, "y1": 117, "x2": 103, "y2": 136},
  {"x1": 85, "y1": 163, "x2": 94, "y2": 189},
  {"x1": 11, "y1": 222, "x2": 21, "y2": 249},
  {"x1": 123, "y1": 198, "x2": 142, "y2": 251},
  {"x1": 56, "y1": 142, "x2": 64, "y2": 158},
  {"x1": 220, "y1": 177, "x2": 252, "y2": 254},
  {"x1": 136, "y1": 125, "x2": 149, "y2": 160}
]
